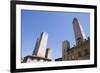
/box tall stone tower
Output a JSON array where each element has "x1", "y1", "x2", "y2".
[
  {"x1": 32, "y1": 32, "x2": 48, "y2": 58},
  {"x1": 72, "y1": 17, "x2": 87, "y2": 45},
  {"x1": 62, "y1": 40, "x2": 70, "y2": 60}
]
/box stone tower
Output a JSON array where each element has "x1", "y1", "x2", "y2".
[
  {"x1": 45, "y1": 48, "x2": 52, "y2": 59},
  {"x1": 72, "y1": 17, "x2": 87, "y2": 45},
  {"x1": 62, "y1": 40, "x2": 70, "y2": 60},
  {"x1": 32, "y1": 32, "x2": 48, "y2": 58}
]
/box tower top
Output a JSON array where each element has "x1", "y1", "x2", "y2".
[
  {"x1": 73, "y1": 17, "x2": 78, "y2": 22},
  {"x1": 41, "y1": 32, "x2": 48, "y2": 34},
  {"x1": 73, "y1": 17, "x2": 80, "y2": 25},
  {"x1": 62, "y1": 40, "x2": 70, "y2": 49}
]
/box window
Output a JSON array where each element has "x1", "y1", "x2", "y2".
[
  {"x1": 84, "y1": 49, "x2": 89, "y2": 55},
  {"x1": 78, "y1": 51, "x2": 82, "y2": 57},
  {"x1": 71, "y1": 55, "x2": 74, "y2": 60}
]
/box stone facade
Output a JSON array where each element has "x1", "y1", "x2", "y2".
[
  {"x1": 22, "y1": 47, "x2": 52, "y2": 63},
  {"x1": 62, "y1": 38, "x2": 90, "y2": 60},
  {"x1": 22, "y1": 55, "x2": 51, "y2": 63}
]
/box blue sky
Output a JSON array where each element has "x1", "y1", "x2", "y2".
[{"x1": 21, "y1": 10, "x2": 90, "y2": 61}]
